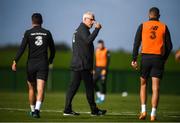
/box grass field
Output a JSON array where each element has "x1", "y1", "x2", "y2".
[{"x1": 0, "y1": 92, "x2": 180, "y2": 122}]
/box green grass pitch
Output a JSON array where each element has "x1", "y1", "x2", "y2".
[{"x1": 0, "y1": 92, "x2": 180, "y2": 122}]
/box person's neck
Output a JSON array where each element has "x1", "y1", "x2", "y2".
[
  {"x1": 149, "y1": 17, "x2": 159, "y2": 21},
  {"x1": 100, "y1": 47, "x2": 105, "y2": 50},
  {"x1": 82, "y1": 22, "x2": 90, "y2": 29},
  {"x1": 32, "y1": 24, "x2": 41, "y2": 28}
]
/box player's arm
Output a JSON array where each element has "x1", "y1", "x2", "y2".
[
  {"x1": 101, "y1": 51, "x2": 110, "y2": 76},
  {"x1": 163, "y1": 26, "x2": 173, "y2": 62},
  {"x1": 12, "y1": 31, "x2": 28, "y2": 71},
  {"x1": 106, "y1": 50, "x2": 110, "y2": 69},
  {"x1": 48, "y1": 31, "x2": 56, "y2": 65},
  {"x1": 80, "y1": 23, "x2": 101, "y2": 44},
  {"x1": 131, "y1": 24, "x2": 143, "y2": 70}
]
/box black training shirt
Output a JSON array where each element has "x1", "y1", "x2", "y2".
[
  {"x1": 14, "y1": 26, "x2": 55, "y2": 64},
  {"x1": 71, "y1": 22, "x2": 100, "y2": 71}
]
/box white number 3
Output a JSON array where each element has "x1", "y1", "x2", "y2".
[{"x1": 35, "y1": 36, "x2": 43, "y2": 46}]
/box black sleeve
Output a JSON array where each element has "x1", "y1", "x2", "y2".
[
  {"x1": 48, "y1": 31, "x2": 56, "y2": 64},
  {"x1": 14, "y1": 31, "x2": 28, "y2": 63},
  {"x1": 132, "y1": 24, "x2": 143, "y2": 61},
  {"x1": 80, "y1": 28, "x2": 100, "y2": 44},
  {"x1": 106, "y1": 50, "x2": 110, "y2": 69},
  {"x1": 163, "y1": 26, "x2": 173, "y2": 61}
]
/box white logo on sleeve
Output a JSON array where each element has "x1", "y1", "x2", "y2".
[
  {"x1": 72, "y1": 31, "x2": 77, "y2": 43},
  {"x1": 35, "y1": 36, "x2": 43, "y2": 46}
]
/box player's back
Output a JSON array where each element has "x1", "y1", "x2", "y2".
[
  {"x1": 26, "y1": 26, "x2": 52, "y2": 61},
  {"x1": 141, "y1": 20, "x2": 166, "y2": 55}
]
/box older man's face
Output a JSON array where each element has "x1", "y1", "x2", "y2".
[{"x1": 84, "y1": 15, "x2": 95, "y2": 28}]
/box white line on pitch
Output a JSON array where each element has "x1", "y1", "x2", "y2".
[
  {"x1": 0, "y1": 107, "x2": 136, "y2": 115},
  {"x1": 0, "y1": 107, "x2": 180, "y2": 117}
]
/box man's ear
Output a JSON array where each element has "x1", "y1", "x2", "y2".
[{"x1": 83, "y1": 18, "x2": 86, "y2": 21}]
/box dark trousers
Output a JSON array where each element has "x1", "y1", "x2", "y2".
[
  {"x1": 64, "y1": 70, "x2": 97, "y2": 112},
  {"x1": 93, "y1": 67, "x2": 107, "y2": 94}
]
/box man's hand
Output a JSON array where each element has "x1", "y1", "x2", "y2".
[
  {"x1": 101, "y1": 69, "x2": 106, "y2": 76},
  {"x1": 94, "y1": 22, "x2": 102, "y2": 29},
  {"x1": 175, "y1": 50, "x2": 180, "y2": 62},
  {"x1": 101, "y1": 69, "x2": 106, "y2": 80},
  {"x1": 12, "y1": 60, "x2": 17, "y2": 71},
  {"x1": 131, "y1": 61, "x2": 138, "y2": 70},
  {"x1": 92, "y1": 70, "x2": 95, "y2": 74}
]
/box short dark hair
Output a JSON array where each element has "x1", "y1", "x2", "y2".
[
  {"x1": 32, "y1": 13, "x2": 43, "y2": 25},
  {"x1": 98, "y1": 40, "x2": 104, "y2": 44},
  {"x1": 149, "y1": 7, "x2": 160, "y2": 18}
]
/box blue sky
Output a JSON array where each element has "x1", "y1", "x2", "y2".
[{"x1": 0, "y1": 0, "x2": 180, "y2": 51}]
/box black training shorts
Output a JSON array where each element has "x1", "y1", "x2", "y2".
[
  {"x1": 27, "y1": 59, "x2": 49, "y2": 82},
  {"x1": 93, "y1": 67, "x2": 108, "y2": 81},
  {"x1": 140, "y1": 55, "x2": 165, "y2": 79}
]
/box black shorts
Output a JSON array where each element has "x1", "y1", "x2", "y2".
[
  {"x1": 140, "y1": 55, "x2": 165, "y2": 79},
  {"x1": 93, "y1": 67, "x2": 108, "y2": 82},
  {"x1": 27, "y1": 59, "x2": 49, "y2": 82}
]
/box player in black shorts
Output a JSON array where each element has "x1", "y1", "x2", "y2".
[
  {"x1": 11, "y1": 13, "x2": 55, "y2": 118},
  {"x1": 131, "y1": 7, "x2": 172, "y2": 121}
]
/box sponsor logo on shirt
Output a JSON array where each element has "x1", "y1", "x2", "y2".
[{"x1": 35, "y1": 36, "x2": 43, "y2": 46}]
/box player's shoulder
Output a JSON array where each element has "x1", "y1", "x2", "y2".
[
  {"x1": 136, "y1": 23, "x2": 143, "y2": 30},
  {"x1": 143, "y1": 20, "x2": 166, "y2": 26},
  {"x1": 41, "y1": 27, "x2": 50, "y2": 31},
  {"x1": 39, "y1": 27, "x2": 52, "y2": 34},
  {"x1": 38, "y1": 27, "x2": 52, "y2": 36},
  {"x1": 44, "y1": 28, "x2": 53, "y2": 36},
  {"x1": 23, "y1": 28, "x2": 31, "y2": 36},
  {"x1": 156, "y1": 21, "x2": 167, "y2": 28},
  {"x1": 103, "y1": 47, "x2": 109, "y2": 52},
  {"x1": 77, "y1": 23, "x2": 89, "y2": 33}
]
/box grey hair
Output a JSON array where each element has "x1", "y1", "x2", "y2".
[{"x1": 83, "y1": 11, "x2": 95, "y2": 21}]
